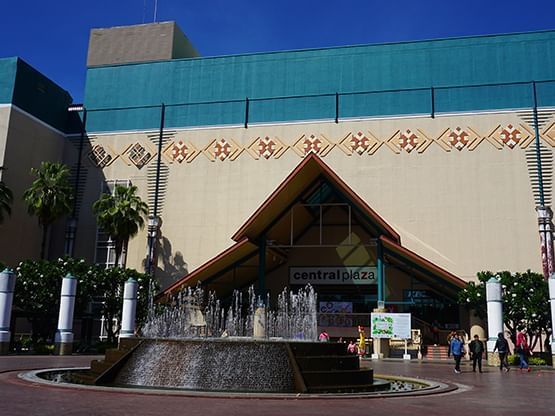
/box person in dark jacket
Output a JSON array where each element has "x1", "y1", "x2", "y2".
[
  {"x1": 469, "y1": 334, "x2": 485, "y2": 373},
  {"x1": 493, "y1": 332, "x2": 511, "y2": 371},
  {"x1": 449, "y1": 333, "x2": 465, "y2": 373}
]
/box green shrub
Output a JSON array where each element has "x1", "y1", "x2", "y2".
[
  {"x1": 509, "y1": 354, "x2": 547, "y2": 366},
  {"x1": 528, "y1": 356, "x2": 547, "y2": 366},
  {"x1": 507, "y1": 354, "x2": 519, "y2": 365},
  {"x1": 33, "y1": 343, "x2": 54, "y2": 355}
]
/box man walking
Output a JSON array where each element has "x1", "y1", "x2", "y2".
[
  {"x1": 450, "y1": 333, "x2": 465, "y2": 374},
  {"x1": 469, "y1": 334, "x2": 485, "y2": 373},
  {"x1": 493, "y1": 332, "x2": 511, "y2": 372}
]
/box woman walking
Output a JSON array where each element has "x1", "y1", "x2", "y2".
[{"x1": 516, "y1": 329, "x2": 532, "y2": 372}]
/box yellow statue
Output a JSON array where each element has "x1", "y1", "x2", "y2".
[{"x1": 357, "y1": 325, "x2": 366, "y2": 356}]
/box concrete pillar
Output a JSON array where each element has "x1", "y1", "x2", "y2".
[
  {"x1": 120, "y1": 278, "x2": 138, "y2": 339},
  {"x1": 371, "y1": 308, "x2": 389, "y2": 359},
  {"x1": 537, "y1": 206, "x2": 555, "y2": 279},
  {"x1": 0, "y1": 269, "x2": 16, "y2": 355},
  {"x1": 54, "y1": 274, "x2": 77, "y2": 355},
  {"x1": 549, "y1": 273, "x2": 555, "y2": 368},
  {"x1": 486, "y1": 276, "x2": 503, "y2": 365}
]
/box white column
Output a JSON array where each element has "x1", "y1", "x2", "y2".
[
  {"x1": 486, "y1": 276, "x2": 503, "y2": 365},
  {"x1": 54, "y1": 274, "x2": 77, "y2": 355},
  {"x1": 120, "y1": 278, "x2": 138, "y2": 339},
  {"x1": 549, "y1": 273, "x2": 555, "y2": 368},
  {"x1": 0, "y1": 269, "x2": 16, "y2": 355}
]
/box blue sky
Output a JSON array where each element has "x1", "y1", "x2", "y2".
[{"x1": 1, "y1": 0, "x2": 554, "y2": 102}]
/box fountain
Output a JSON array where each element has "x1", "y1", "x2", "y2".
[{"x1": 75, "y1": 284, "x2": 384, "y2": 394}]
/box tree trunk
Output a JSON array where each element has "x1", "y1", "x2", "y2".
[
  {"x1": 40, "y1": 224, "x2": 49, "y2": 259},
  {"x1": 120, "y1": 239, "x2": 128, "y2": 269},
  {"x1": 114, "y1": 240, "x2": 123, "y2": 269}
]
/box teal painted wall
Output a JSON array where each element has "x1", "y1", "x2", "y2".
[
  {"x1": 84, "y1": 31, "x2": 555, "y2": 132},
  {"x1": 0, "y1": 57, "x2": 17, "y2": 105},
  {"x1": 0, "y1": 57, "x2": 74, "y2": 132}
]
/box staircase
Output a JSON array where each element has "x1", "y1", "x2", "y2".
[
  {"x1": 288, "y1": 342, "x2": 387, "y2": 393},
  {"x1": 424, "y1": 345, "x2": 450, "y2": 360},
  {"x1": 73, "y1": 338, "x2": 141, "y2": 385}
]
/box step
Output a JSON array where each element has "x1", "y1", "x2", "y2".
[
  {"x1": 388, "y1": 349, "x2": 419, "y2": 359},
  {"x1": 71, "y1": 372, "x2": 97, "y2": 385},
  {"x1": 307, "y1": 380, "x2": 389, "y2": 394},
  {"x1": 289, "y1": 342, "x2": 349, "y2": 357},
  {"x1": 104, "y1": 349, "x2": 128, "y2": 363},
  {"x1": 295, "y1": 355, "x2": 360, "y2": 372},
  {"x1": 302, "y1": 369, "x2": 373, "y2": 387},
  {"x1": 90, "y1": 360, "x2": 114, "y2": 375}
]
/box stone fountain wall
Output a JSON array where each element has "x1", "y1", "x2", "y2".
[{"x1": 114, "y1": 338, "x2": 295, "y2": 392}]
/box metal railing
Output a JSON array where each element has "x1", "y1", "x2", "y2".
[{"x1": 80, "y1": 79, "x2": 555, "y2": 132}]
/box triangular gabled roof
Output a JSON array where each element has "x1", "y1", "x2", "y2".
[
  {"x1": 232, "y1": 153, "x2": 400, "y2": 243},
  {"x1": 160, "y1": 237, "x2": 258, "y2": 301},
  {"x1": 160, "y1": 154, "x2": 462, "y2": 299},
  {"x1": 380, "y1": 235, "x2": 466, "y2": 292}
]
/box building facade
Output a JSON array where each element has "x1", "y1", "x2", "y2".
[{"x1": 1, "y1": 22, "x2": 555, "y2": 333}]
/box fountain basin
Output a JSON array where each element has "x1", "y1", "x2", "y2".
[{"x1": 78, "y1": 337, "x2": 386, "y2": 394}]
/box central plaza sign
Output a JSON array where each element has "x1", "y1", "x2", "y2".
[{"x1": 289, "y1": 266, "x2": 377, "y2": 285}]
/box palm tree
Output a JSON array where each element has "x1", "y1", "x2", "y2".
[
  {"x1": 92, "y1": 185, "x2": 148, "y2": 268},
  {"x1": 0, "y1": 180, "x2": 13, "y2": 223},
  {"x1": 23, "y1": 162, "x2": 73, "y2": 259}
]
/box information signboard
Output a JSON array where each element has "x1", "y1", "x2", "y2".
[{"x1": 370, "y1": 313, "x2": 411, "y2": 339}]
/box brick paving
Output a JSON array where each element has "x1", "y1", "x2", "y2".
[{"x1": 1, "y1": 355, "x2": 554, "y2": 416}]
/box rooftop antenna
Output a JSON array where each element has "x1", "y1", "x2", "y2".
[
  {"x1": 153, "y1": 0, "x2": 158, "y2": 22},
  {"x1": 142, "y1": 0, "x2": 147, "y2": 23}
]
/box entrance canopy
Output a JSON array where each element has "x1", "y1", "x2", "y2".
[{"x1": 160, "y1": 154, "x2": 465, "y2": 302}]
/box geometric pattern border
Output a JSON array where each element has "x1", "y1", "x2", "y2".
[{"x1": 86, "y1": 123, "x2": 555, "y2": 169}]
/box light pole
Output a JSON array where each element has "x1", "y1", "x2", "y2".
[{"x1": 531, "y1": 82, "x2": 555, "y2": 279}]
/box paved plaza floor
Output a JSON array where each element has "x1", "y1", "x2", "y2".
[{"x1": 1, "y1": 355, "x2": 554, "y2": 416}]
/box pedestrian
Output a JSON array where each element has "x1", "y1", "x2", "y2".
[
  {"x1": 319, "y1": 330, "x2": 330, "y2": 342},
  {"x1": 431, "y1": 320, "x2": 440, "y2": 346},
  {"x1": 347, "y1": 340, "x2": 357, "y2": 354},
  {"x1": 516, "y1": 329, "x2": 532, "y2": 372},
  {"x1": 447, "y1": 331, "x2": 457, "y2": 357},
  {"x1": 469, "y1": 334, "x2": 485, "y2": 373},
  {"x1": 493, "y1": 332, "x2": 511, "y2": 372},
  {"x1": 450, "y1": 333, "x2": 465, "y2": 373}
]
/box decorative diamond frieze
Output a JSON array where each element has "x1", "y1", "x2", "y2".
[
  {"x1": 542, "y1": 122, "x2": 555, "y2": 147},
  {"x1": 385, "y1": 129, "x2": 432, "y2": 154},
  {"x1": 499, "y1": 124, "x2": 522, "y2": 148},
  {"x1": 88, "y1": 144, "x2": 114, "y2": 168},
  {"x1": 437, "y1": 127, "x2": 481, "y2": 151},
  {"x1": 203, "y1": 137, "x2": 243, "y2": 161},
  {"x1": 449, "y1": 127, "x2": 470, "y2": 150},
  {"x1": 292, "y1": 134, "x2": 334, "y2": 157},
  {"x1": 399, "y1": 129, "x2": 418, "y2": 153},
  {"x1": 338, "y1": 131, "x2": 382, "y2": 156},
  {"x1": 172, "y1": 140, "x2": 189, "y2": 163},
  {"x1": 164, "y1": 137, "x2": 200, "y2": 164},
  {"x1": 489, "y1": 124, "x2": 532, "y2": 149},
  {"x1": 247, "y1": 136, "x2": 287, "y2": 160},
  {"x1": 127, "y1": 142, "x2": 153, "y2": 168},
  {"x1": 350, "y1": 132, "x2": 370, "y2": 154}
]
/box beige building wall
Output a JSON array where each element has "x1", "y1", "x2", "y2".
[
  {"x1": 0, "y1": 106, "x2": 65, "y2": 265},
  {"x1": 69, "y1": 110, "x2": 554, "y2": 287}
]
